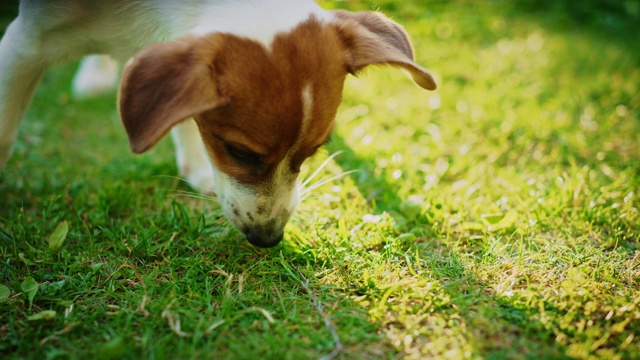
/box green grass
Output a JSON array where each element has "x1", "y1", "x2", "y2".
[{"x1": 1, "y1": 1, "x2": 639, "y2": 359}]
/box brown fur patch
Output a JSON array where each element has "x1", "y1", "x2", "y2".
[{"x1": 194, "y1": 18, "x2": 346, "y2": 185}]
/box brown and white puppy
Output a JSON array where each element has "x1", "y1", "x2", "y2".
[{"x1": 0, "y1": 0, "x2": 436, "y2": 247}]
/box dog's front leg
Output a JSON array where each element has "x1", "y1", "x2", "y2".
[
  {"x1": 170, "y1": 119, "x2": 216, "y2": 194},
  {"x1": 0, "y1": 19, "x2": 47, "y2": 169}
]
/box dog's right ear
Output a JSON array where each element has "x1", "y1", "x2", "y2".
[
  {"x1": 332, "y1": 10, "x2": 437, "y2": 91},
  {"x1": 119, "y1": 35, "x2": 229, "y2": 154}
]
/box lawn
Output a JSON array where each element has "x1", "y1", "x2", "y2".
[{"x1": 1, "y1": 0, "x2": 639, "y2": 359}]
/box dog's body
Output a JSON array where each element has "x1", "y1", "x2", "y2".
[{"x1": 0, "y1": 0, "x2": 436, "y2": 247}]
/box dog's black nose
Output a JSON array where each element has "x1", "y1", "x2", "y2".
[{"x1": 245, "y1": 231, "x2": 283, "y2": 248}]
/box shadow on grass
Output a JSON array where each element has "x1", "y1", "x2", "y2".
[{"x1": 326, "y1": 133, "x2": 568, "y2": 357}]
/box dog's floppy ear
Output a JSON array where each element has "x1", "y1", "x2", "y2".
[
  {"x1": 333, "y1": 10, "x2": 437, "y2": 91},
  {"x1": 119, "y1": 35, "x2": 229, "y2": 154}
]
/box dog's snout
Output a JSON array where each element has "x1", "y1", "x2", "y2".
[{"x1": 244, "y1": 230, "x2": 283, "y2": 248}]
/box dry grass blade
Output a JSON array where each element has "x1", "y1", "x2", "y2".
[{"x1": 162, "y1": 300, "x2": 190, "y2": 338}]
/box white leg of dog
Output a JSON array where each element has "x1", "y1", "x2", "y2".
[
  {"x1": 72, "y1": 55, "x2": 119, "y2": 99},
  {"x1": 170, "y1": 120, "x2": 216, "y2": 194},
  {"x1": 0, "y1": 19, "x2": 47, "y2": 169}
]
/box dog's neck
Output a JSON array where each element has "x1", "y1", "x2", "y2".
[{"x1": 150, "y1": 0, "x2": 333, "y2": 47}]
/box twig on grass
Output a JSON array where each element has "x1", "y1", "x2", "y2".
[{"x1": 289, "y1": 262, "x2": 343, "y2": 360}]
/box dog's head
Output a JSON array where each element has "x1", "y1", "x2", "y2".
[{"x1": 118, "y1": 11, "x2": 436, "y2": 248}]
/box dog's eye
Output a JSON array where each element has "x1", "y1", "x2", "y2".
[{"x1": 224, "y1": 143, "x2": 262, "y2": 166}]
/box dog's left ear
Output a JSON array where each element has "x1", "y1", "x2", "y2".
[{"x1": 333, "y1": 10, "x2": 437, "y2": 90}]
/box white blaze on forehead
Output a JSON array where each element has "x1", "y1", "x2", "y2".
[{"x1": 295, "y1": 83, "x2": 314, "y2": 151}]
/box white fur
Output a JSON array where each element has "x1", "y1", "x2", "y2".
[
  {"x1": 187, "y1": 0, "x2": 333, "y2": 47},
  {"x1": 214, "y1": 165, "x2": 299, "y2": 244}
]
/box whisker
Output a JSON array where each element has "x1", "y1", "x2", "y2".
[
  {"x1": 152, "y1": 175, "x2": 218, "y2": 199},
  {"x1": 153, "y1": 174, "x2": 188, "y2": 182},
  {"x1": 157, "y1": 188, "x2": 218, "y2": 202},
  {"x1": 293, "y1": 206, "x2": 315, "y2": 215},
  {"x1": 300, "y1": 169, "x2": 359, "y2": 197},
  {"x1": 300, "y1": 151, "x2": 343, "y2": 188},
  {"x1": 298, "y1": 194, "x2": 321, "y2": 203}
]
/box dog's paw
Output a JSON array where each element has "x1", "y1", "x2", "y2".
[
  {"x1": 182, "y1": 166, "x2": 216, "y2": 194},
  {"x1": 72, "y1": 55, "x2": 119, "y2": 99}
]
